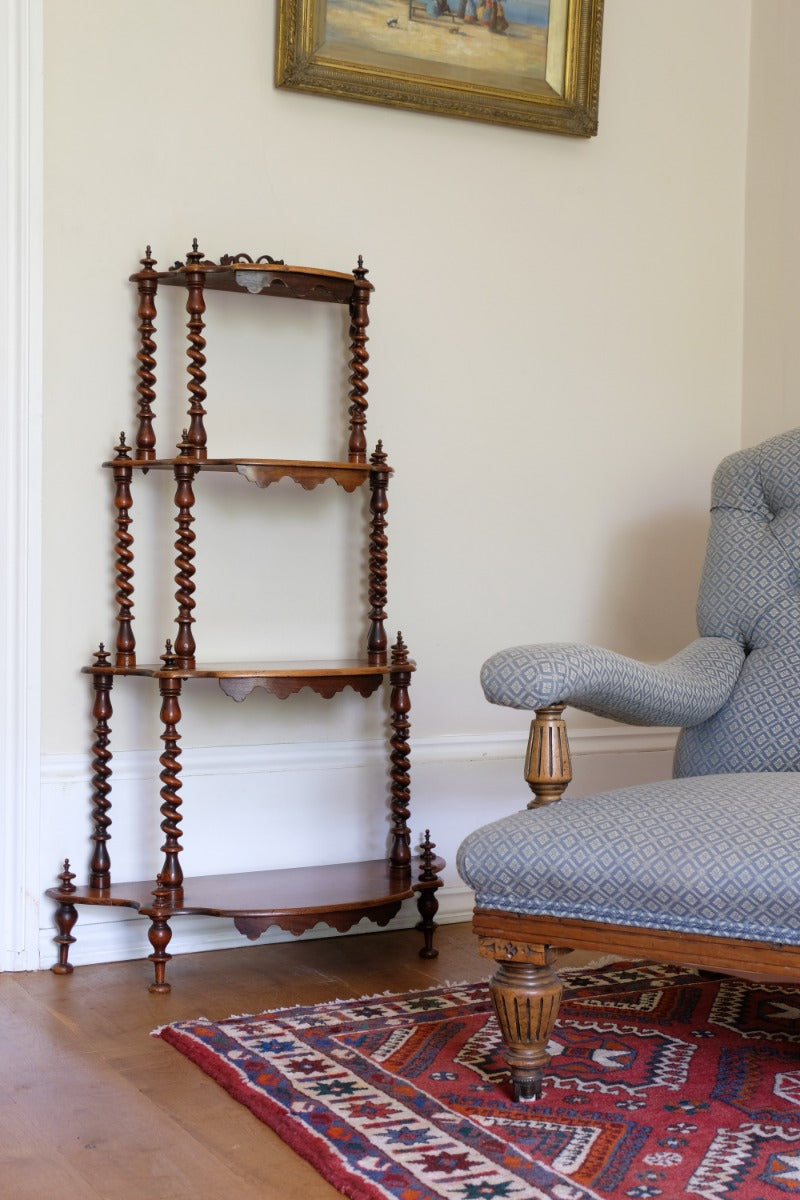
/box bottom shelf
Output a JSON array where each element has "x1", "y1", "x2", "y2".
[
  {"x1": 50, "y1": 857, "x2": 442, "y2": 934},
  {"x1": 47, "y1": 855, "x2": 445, "y2": 989}
]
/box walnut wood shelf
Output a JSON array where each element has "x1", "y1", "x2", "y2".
[
  {"x1": 153, "y1": 258, "x2": 362, "y2": 305},
  {"x1": 49, "y1": 857, "x2": 445, "y2": 940},
  {"x1": 48, "y1": 241, "x2": 442, "y2": 992},
  {"x1": 82, "y1": 659, "x2": 411, "y2": 701},
  {"x1": 102, "y1": 458, "x2": 380, "y2": 493}
]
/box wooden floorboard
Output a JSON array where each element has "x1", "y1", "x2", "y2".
[{"x1": 0, "y1": 922, "x2": 498, "y2": 1200}]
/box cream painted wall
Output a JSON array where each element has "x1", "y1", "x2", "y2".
[
  {"x1": 38, "y1": 2, "x2": 752, "y2": 963},
  {"x1": 743, "y1": 0, "x2": 800, "y2": 445}
]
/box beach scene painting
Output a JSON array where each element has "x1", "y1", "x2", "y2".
[
  {"x1": 276, "y1": 0, "x2": 603, "y2": 136},
  {"x1": 323, "y1": 0, "x2": 553, "y2": 90}
]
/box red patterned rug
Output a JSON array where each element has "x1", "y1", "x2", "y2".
[{"x1": 156, "y1": 962, "x2": 800, "y2": 1199}]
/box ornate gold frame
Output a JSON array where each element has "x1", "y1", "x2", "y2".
[{"x1": 276, "y1": 0, "x2": 603, "y2": 137}]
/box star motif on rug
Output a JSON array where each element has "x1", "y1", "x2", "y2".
[
  {"x1": 311, "y1": 1077, "x2": 363, "y2": 1097},
  {"x1": 453, "y1": 1183, "x2": 517, "y2": 1199},
  {"x1": 411, "y1": 1148, "x2": 476, "y2": 1173},
  {"x1": 383, "y1": 1124, "x2": 436, "y2": 1147}
]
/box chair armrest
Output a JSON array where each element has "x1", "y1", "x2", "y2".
[{"x1": 480, "y1": 637, "x2": 745, "y2": 727}]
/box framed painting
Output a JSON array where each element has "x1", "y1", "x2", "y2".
[{"x1": 275, "y1": 0, "x2": 603, "y2": 137}]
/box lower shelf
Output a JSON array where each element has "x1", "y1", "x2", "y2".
[{"x1": 47, "y1": 855, "x2": 445, "y2": 989}]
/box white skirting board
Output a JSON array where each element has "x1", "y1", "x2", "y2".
[
  {"x1": 37, "y1": 725, "x2": 677, "y2": 969},
  {"x1": 42, "y1": 886, "x2": 478, "y2": 971}
]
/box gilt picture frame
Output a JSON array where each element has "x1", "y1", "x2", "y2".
[{"x1": 275, "y1": 0, "x2": 603, "y2": 137}]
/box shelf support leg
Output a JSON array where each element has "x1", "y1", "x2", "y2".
[
  {"x1": 112, "y1": 435, "x2": 136, "y2": 667},
  {"x1": 158, "y1": 671, "x2": 184, "y2": 890},
  {"x1": 172, "y1": 445, "x2": 198, "y2": 668},
  {"x1": 133, "y1": 245, "x2": 158, "y2": 461},
  {"x1": 147, "y1": 877, "x2": 173, "y2": 993},
  {"x1": 51, "y1": 860, "x2": 78, "y2": 974},
  {"x1": 89, "y1": 646, "x2": 114, "y2": 889},
  {"x1": 184, "y1": 240, "x2": 208, "y2": 461},
  {"x1": 415, "y1": 830, "x2": 441, "y2": 959},
  {"x1": 367, "y1": 443, "x2": 389, "y2": 664},
  {"x1": 389, "y1": 634, "x2": 412, "y2": 869},
  {"x1": 347, "y1": 257, "x2": 370, "y2": 463}
]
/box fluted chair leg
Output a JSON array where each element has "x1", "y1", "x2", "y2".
[{"x1": 479, "y1": 939, "x2": 564, "y2": 1100}]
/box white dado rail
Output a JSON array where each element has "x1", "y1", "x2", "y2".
[{"x1": 38, "y1": 724, "x2": 676, "y2": 967}]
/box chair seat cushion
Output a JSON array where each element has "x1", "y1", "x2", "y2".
[{"x1": 456, "y1": 774, "x2": 800, "y2": 944}]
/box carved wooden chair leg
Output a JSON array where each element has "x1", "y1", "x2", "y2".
[{"x1": 479, "y1": 941, "x2": 564, "y2": 1101}]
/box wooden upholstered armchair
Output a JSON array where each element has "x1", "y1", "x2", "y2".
[{"x1": 457, "y1": 429, "x2": 800, "y2": 1100}]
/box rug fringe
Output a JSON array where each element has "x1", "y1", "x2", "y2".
[
  {"x1": 150, "y1": 980, "x2": 490, "y2": 1037},
  {"x1": 150, "y1": 966, "x2": 640, "y2": 1037}
]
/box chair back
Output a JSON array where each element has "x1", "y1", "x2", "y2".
[{"x1": 675, "y1": 428, "x2": 800, "y2": 775}]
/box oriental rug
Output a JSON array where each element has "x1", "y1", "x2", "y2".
[{"x1": 156, "y1": 962, "x2": 800, "y2": 1199}]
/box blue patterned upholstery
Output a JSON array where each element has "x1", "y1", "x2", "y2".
[
  {"x1": 480, "y1": 428, "x2": 800, "y2": 777},
  {"x1": 480, "y1": 639, "x2": 744, "y2": 728},
  {"x1": 457, "y1": 774, "x2": 800, "y2": 943}
]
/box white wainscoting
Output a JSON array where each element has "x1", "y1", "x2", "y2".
[{"x1": 38, "y1": 725, "x2": 676, "y2": 969}]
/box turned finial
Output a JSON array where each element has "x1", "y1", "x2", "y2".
[
  {"x1": 353, "y1": 255, "x2": 368, "y2": 280},
  {"x1": 370, "y1": 440, "x2": 387, "y2": 466},
  {"x1": 93, "y1": 643, "x2": 111, "y2": 667},
  {"x1": 161, "y1": 639, "x2": 177, "y2": 667},
  {"x1": 391, "y1": 633, "x2": 408, "y2": 665},
  {"x1": 418, "y1": 831, "x2": 437, "y2": 882},
  {"x1": 114, "y1": 432, "x2": 131, "y2": 460},
  {"x1": 140, "y1": 246, "x2": 156, "y2": 271},
  {"x1": 58, "y1": 858, "x2": 76, "y2": 893},
  {"x1": 151, "y1": 873, "x2": 170, "y2": 910}
]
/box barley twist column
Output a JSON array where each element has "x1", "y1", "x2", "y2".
[
  {"x1": 367, "y1": 441, "x2": 390, "y2": 664},
  {"x1": 158, "y1": 645, "x2": 184, "y2": 891},
  {"x1": 184, "y1": 239, "x2": 208, "y2": 461},
  {"x1": 88, "y1": 644, "x2": 114, "y2": 888},
  {"x1": 388, "y1": 633, "x2": 412, "y2": 869},
  {"x1": 347, "y1": 257, "x2": 371, "y2": 463},
  {"x1": 172, "y1": 434, "x2": 198, "y2": 669},
  {"x1": 112, "y1": 433, "x2": 136, "y2": 667},
  {"x1": 133, "y1": 245, "x2": 158, "y2": 461}
]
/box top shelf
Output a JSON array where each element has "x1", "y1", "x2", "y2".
[
  {"x1": 126, "y1": 241, "x2": 376, "y2": 468},
  {"x1": 131, "y1": 252, "x2": 373, "y2": 306}
]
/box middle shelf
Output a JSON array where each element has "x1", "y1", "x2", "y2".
[
  {"x1": 103, "y1": 454, "x2": 380, "y2": 492},
  {"x1": 83, "y1": 657, "x2": 412, "y2": 701}
]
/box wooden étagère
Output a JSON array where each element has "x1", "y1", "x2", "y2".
[{"x1": 47, "y1": 241, "x2": 443, "y2": 991}]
